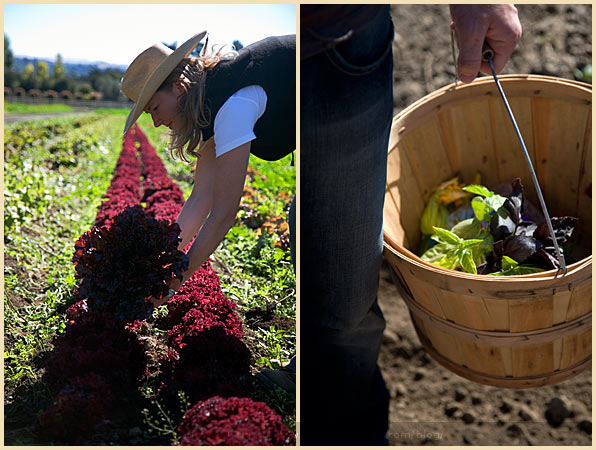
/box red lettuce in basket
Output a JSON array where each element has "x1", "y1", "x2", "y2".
[
  {"x1": 72, "y1": 205, "x2": 188, "y2": 322},
  {"x1": 477, "y1": 178, "x2": 578, "y2": 275}
]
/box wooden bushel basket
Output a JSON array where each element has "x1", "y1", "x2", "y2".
[{"x1": 383, "y1": 75, "x2": 591, "y2": 388}]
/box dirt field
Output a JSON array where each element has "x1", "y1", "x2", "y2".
[
  {"x1": 391, "y1": 4, "x2": 591, "y2": 112},
  {"x1": 379, "y1": 4, "x2": 591, "y2": 445}
]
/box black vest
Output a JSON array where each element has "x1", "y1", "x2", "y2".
[{"x1": 202, "y1": 35, "x2": 296, "y2": 161}]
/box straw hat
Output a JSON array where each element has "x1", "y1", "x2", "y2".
[{"x1": 121, "y1": 31, "x2": 207, "y2": 135}]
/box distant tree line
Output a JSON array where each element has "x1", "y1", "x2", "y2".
[
  {"x1": 4, "y1": 34, "x2": 127, "y2": 102},
  {"x1": 4, "y1": 34, "x2": 245, "y2": 102}
]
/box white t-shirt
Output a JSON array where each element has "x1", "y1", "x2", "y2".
[{"x1": 213, "y1": 85, "x2": 267, "y2": 157}]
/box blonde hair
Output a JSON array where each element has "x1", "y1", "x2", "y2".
[{"x1": 158, "y1": 44, "x2": 238, "y2": 163}]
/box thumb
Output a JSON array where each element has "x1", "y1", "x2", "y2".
[{"x1": 457, "y1": 35, "x2": 485, "y2": 83}]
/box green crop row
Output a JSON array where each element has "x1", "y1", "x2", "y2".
[
  {"x1": 4, "y1": 102, "x2": 75, "y2": 114},
  {"x1": 4, "y1": 115, "x2": 124, "y2": 443}
]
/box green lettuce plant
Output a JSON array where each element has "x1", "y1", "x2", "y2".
[{"x1": 420, "y1": 178, "x2": 578, "y2": 275}]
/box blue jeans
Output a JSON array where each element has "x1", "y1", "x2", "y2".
[{"x1": 300, "y1": 7, "x2": 394, "y2": 445}]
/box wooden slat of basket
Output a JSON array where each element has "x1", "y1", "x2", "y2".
[
  {"x1": 388, "y1": 115, "x2": 403, "y2": 156},
  {"x1": 395, "y1": 275, "x2": 464, "y2": 368},
  {"x1": 560, "y1": 328, "x2": 591, "y2": 369},
  {"x1": 576, "y1": 108, "x2": 591, "y2": 238},
  {"x1": 423, "y1": 316, "x2": 466, "y2": 366},
  {"x1": 545, "y1": 99, "x2": 590, "y2": 218},
  {"x1": 552, "y1": 290, "x2": 573, "y2": 326},
  {"x1": 532, "y1": 97, "x2": 551, "y2": 190},
  {"x1": 461, "y1": 340, "x2": 510, "y2": 377},
  {"x1": 437, "y1": 109, "x2": 460, "y2": 172},
  {"x1": 500, "y1": 346, "x2": 514, "y2": 377},
  {"x1": 512, "y1": 342, "x2": 554, "y2": 377},
  {"x1": 385, "y1": 143, "x2": 423, "y2": 251},
  {"x1": 402, "y1": 119, "x2": 454, "y2": 201},
  {"x1": 435, "y1": 289, "x2": 494, "y2": 331},
  {"x1": 402, "y1": 272, "x2": 446, "y2": 319},
  {"x1": 509, "y1": 295, "x2": 554, "y2": 332},
  {"x1": 383, "y1": 190, "x2": 409, "y2": 252},
  {"x1": 432, "y1": 287, "x2": 464, "y2": 324},
  {"x1": 450, "y1": 99, "x2": 501, "y2": 188},
  {"x1": 490, "y1": 95, "x2": 537, "y2": 199},
  {"x1": 566, "y1": 280, "x2": 592, "y2": 320},
  {"x1": 553, "y1": 337, "x2": 564, "y2": 371},
  {"x1": 482, "y1": 297, "x2": 510, "y2": 331}
]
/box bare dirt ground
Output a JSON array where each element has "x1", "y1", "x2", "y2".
[{"x1": 379, "y1": 4, "x2": 591, "y2": 445}]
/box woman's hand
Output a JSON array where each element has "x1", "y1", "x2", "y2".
[
  {"x1": 150, "y1": 276, "x2": 183, "y2": 308},
  {"x1": 450, "y1": 4, "x2": 522, "y2": 83}
]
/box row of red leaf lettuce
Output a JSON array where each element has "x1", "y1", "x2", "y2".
[{"x1": 37, "y1": 124, "x2": 295, "y2": 445}]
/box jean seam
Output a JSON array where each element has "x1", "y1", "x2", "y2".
[{"x1": 323, "y1": 21, "x2": 394, "y2": 77}]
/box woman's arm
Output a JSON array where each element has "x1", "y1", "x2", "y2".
[
  {"x1": 181, "y1": 141, "x2": 251, "y2": 280},
  {"x1": 152, "y1": 140, "x2": 250, "y2": 305},
  {"x1": 152, "y1": 141, "x2": 250, "y2": 306},
  {"x1": 175, "y1": 138, "x2": 215, "y2": 251}
]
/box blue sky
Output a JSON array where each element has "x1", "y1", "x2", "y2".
[{"x1": 4, "y1": 4, "x2": 296, "y2": 66}]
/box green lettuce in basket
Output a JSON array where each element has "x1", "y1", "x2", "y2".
[
  {"x1": 419, "y1": 177, "x2": 475, "y2": 236},
  {"x1": 421, "y1": 226, "x2": 493, "y2": 274},
  {"x1": 419, "y1": 177, "x2": 579, "y2": 275}
]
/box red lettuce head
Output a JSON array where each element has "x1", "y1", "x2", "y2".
[
  {"x1": 37, "y1": 373, "x2": 115, "y2": 443},
  {"x1": 176, "y1": 396, "x2": 295, "y2": 446},
  {"x1": 72, "y1": 205, "x2": 188, "y2": 322}
]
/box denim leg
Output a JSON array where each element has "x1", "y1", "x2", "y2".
[{"x1": 300, "y1": 7, "x2": 394, "y2": 445}]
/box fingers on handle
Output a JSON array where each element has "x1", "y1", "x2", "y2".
[
  {"x1": 457, "y1": 37, "x2": 485, "y2": 83},
  {"x1": 489, "y1": 37, "x2": 521, "y2": 74},
  {"x1": 452, "y1": 18, "x2": 489, "y2": 83}
]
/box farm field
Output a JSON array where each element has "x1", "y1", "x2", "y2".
[
  {"x1": 4, "y1": 107, "x2": 296, "y2": 445},
  {"x1": 3, "y1": 103, "x2": 95, "y2": 125}
]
